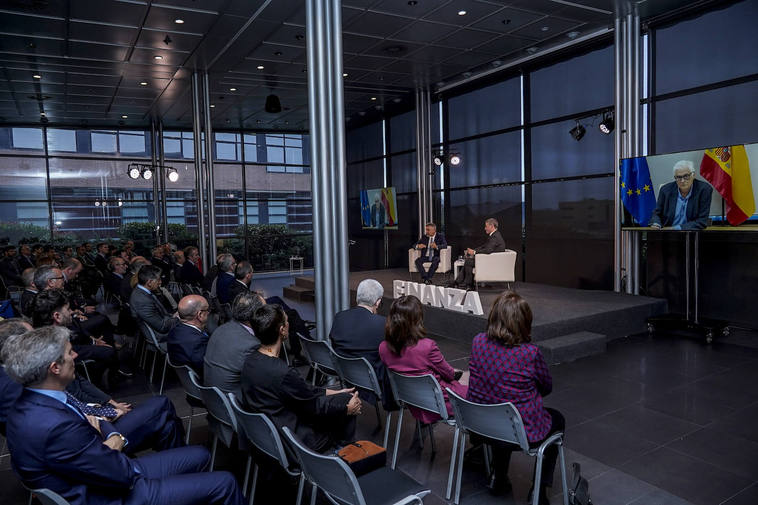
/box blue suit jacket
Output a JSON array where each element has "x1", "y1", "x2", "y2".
[
  {"x1": 6, "y1": 389, "x2": 138, "y2": 505},
  {"x1": 650, "y1": 179, "x2": 713, "y2": 230},
  {"x1": 216, "y1": 272, "x2": 236, "y2": 304},
  {"x1": 415, "y1": 233, "x2": 448, "y2": 260},
  {"x1": 167, "y1": 323, "x2": 210, "y2": 375}
]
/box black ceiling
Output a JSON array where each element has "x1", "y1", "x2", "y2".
[{"x1": 0, "y1": 0, "x2": 703, "y2": 131}]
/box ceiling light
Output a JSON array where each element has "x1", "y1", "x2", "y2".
[
  {"x1": 433, "y1": 154, "x2": 444, "y2": 166},
  {"x1": 140, "y1": 81, "x2": 148, "y2": 86},
  {"x1": 599, "y1": 112, "x2": 615, "y2": 135},
  {"x1": 167, "y1": 169, "x2": 179, "y2": 182},
  {"x1": 257, "y1": 65, "x2": 264, "y2": 70},
  {"x1": 458, "y1": 10, "x2": 467, "y2": 16},
  {"x1": 210, "y1": 104, "x2": 215, "y2": 108},
  {"x1": 40, "y1": 112, "x2": 46, "y2": 116},
  {"x1": 154, "y1": 55, "x2": 163, "y2": 60},
  {"x1": 117, "y1": 199, "x2": 123, "y2": 207},
  {"x1": 174, "y1": 18, "x2": 184, "y2": 24},
  {"x1": 492, "y1": 60, "x2": 503, "y2": 67},
  {"x1": 567, "y1": 31, "x2": 580, "y2": 39},
  {"x1": 343, "y1": 73, "x2": 348, "y2": 77},
  {"x1": 370, "y1": 97, "x2": 377, "y2": 101},
  {"x1": 569, "y1": 122, "x2": 586, "y2": 141},
  {"x1": 94, "y1": 200, "x2": 101, "y2": 207},
  {"x1": 408, "y1": 0, "x2": 417, "y2": 5},
  {"x1": 121, "y1": 115, "x2": 128, "y2": 119},
  {"x1": 128, "y1": 165, "x2": 141, "y2": 179},
  {"x1": 229, "y1": 87, "x2": 236, "y2": 91},
  {"x1": 33, "y1": 74, "x2": 41, "y2": 79},
  {"x1": 462, "y1": 71, "x2": 472, "y2": 78},
  {"x1": 449, "y1": 154, "x2": 461, "y2": 166},
  {"x1": 142, "y1": 168, "x2": 153, "y2": 180},
  {"x1": 393, "y1": 97, "x2": 402, "y2": 103}
]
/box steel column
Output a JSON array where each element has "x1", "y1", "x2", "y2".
[
  {"x1": 613, "y1": 16, "x2": 623, "y2": 292},
  {"x1": 202, "y1": 72, "x2": 217, "y2": 263},
  {"x1": 415, "y1": 88, "x2": 433, "y2": 233},
  {"x1": 158, "y1": 121, "x2": 168, "y2": 243},
  {"x1": 150, "y1": 120, "x2": 160, "y2": 242},
  {"x1": 306, "y1": 0, "x2": 350, "y2": 340},
  {"x1": 191, "y1": 72, "x2": 207, "y2": 273}
]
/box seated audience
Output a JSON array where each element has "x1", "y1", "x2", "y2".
[
  {"x1": 93, "y1": 242, "x2": 110, "y2": 272},
  {"x1": 215, "y1": 254, "x2": 237, "y2": 304},
  {"x1": 0, "y1": 319, "x2": 185, "y2": 452},
  {"x1": 19, "y1": 267, "x2": 36, "y2": 317},
  {"x1": 330, "y1": 278, "x2": 395, "y2": 409},
  {"x1": 172, "y1": 250, "x2": 185, "y2": 282},
  {"x1": 467, "y1": 291, "x2": 563, "y2": 503},
  {"x1": 204, "y1": 291, "x2": 265, "y2": 397},
  {"x1": 105, "y1": 256, "x2": 128, "y2": 299},
  {"x1": 60, "y1": 258, "x2": 119, "y2": 345},
  {"x1": 129, "y1": 264, "x2": 178, "y2": 341},
  {"x1": 75, "y1": 244, "x2": 95, "y2": 268},
  {"x1": 227, "y1": 261, "x2": 253, "y2": 303},
  {"x1": 379, "y1": 295, "x2": 467, "y2": 423},
  {"x1": 2, "y1": 325, "x2": 244, "y2": 505},
  {"x1": 151, "y1": 245, "x2": 172, "y2": 285},
  {"x1": 17, "y1": 244, "x2": 35, "y2": 270},
  {"x1": 167, "y1": 295, "x2": 210, "y2": 375},
  {"x1": 181, "y1": 246, "x2": 204, "y2": 286},
  {"x1": 241, "y1": 304, "x2": 362, "y2": 452},
  {"x1": 0, "y1": 245, "x2": 22, "y2": 286}
]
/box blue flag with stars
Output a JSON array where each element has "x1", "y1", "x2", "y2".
[
  {"x1": 620, "y1": 156, "x2": 656, "y2": 225},
  {"x1": 359, "y1": 190, "x2": 371, "y2": 227}
]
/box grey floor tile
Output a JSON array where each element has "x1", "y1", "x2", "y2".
[
  {"x1": 721, "y1": 482, "x2": 758, "y2": 505},
  {"x1": 665, "y1": 427, "x2": 758, "y2": 481},
  {"x1": 582, "y1": 468, "x2": 655, "y2": 505},
  {"x1": 563, "y1": 420, "x2": 658, "y2": 468},
  {"x1": 627, "y1": 488, "x2": 696, "y2": 505},
  {"x1": 595, "y1": 404, "x2": 701, "y2": 446},
  {"x1": 642, "y1": 385, "x2": 737, "y2": 426},
  {"x1": 706, "y1": 401, "x2": 758, "y2": 444}
]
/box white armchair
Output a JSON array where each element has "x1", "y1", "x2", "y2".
[
  {"x1": 474, "y1": 249, "x2": 517, "y2": 286},
  {"x1": 409, "y1": 246, "x2": 452, "y2": 276}
]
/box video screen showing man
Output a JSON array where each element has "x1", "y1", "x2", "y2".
[
  {"x1": 650, "y1": 160, "x2": 713, "y2": 230},
  {"x1": 452, "y1": 217, "x2": 506, "y2": 290},
  {"x1": 414, "y1": 223, "x2": 447, "y2": 285},
  {"x1": 371, "y1": 195, "x2": 386, "y2": 229}
]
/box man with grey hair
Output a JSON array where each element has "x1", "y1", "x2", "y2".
[
  {"x1": 453, "y1": 217, "x2": 506, "y2": 290},
  {"x1": 650, "y1": 159, "x2": 713, "y2": 230},
  {"x1": 215, "y1": 253, "x2": 237, "y2": 304},
  {"x1": 204, "y1": 291, "x2": 266, "y2": 396},
  {"x1": 33, "y1": 264, "x2": 65, "y2": 292},
  {"x1": 329, "y1": 279, "x2": 395, "y2": 409},
  {"x1": 167, "y1": 295, "x2": 210, "y2": 375},
  {"x1": 2, "y1": 325, "x2": 244, "y2": 505}
]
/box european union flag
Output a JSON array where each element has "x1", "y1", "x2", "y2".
[
  {"x1": 359, "y1": 190, "x2": 371, "y2": 227},
  {"x1": 620, "y1": 156, "x2": 656, "y2": 225}
]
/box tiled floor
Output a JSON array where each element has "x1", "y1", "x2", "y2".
[{"x1": 2, "y1": 276, "x2": 757, "y2": 505}]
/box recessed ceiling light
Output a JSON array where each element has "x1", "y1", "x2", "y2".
[
  {"x1": 567, "y1": 31, "x2": 580, "y2": 39},
  {"x1": 229, "y1": 87, "x2": 236, "y2": 91},
  {"x1": 540, "y1": 26, "x2": 549, "y2": 32},
  {"x1": 370, "y1": 97, "x2": 377, "y2": 101},
  {"x1": 274, "y1": 51, "x2": 283, "y2": 56},
  {"x1": 343, "y1": 73, "x2": 348, "y2": 77},
  {"x1": 458, "y1": 10, "x2": 467, "y2": 16},
  {"x1": 121, "y1": 115, "x2": 128, "y2": 119},
  {"x1": 407, "y1": 0, "x2": 417, "y2": 5},
  {"x1": 257, "y1": 65, "x2": 264, "y2": 70},
  {"x1": 174, "y1": 19, "x2": 184, "y2": 24},
  {"x1": 154, "y1": 55, "x2": 163, "y2": 60},
  {"x1": 210, "y1": 104, "x2": 215, "y2": 108},
  {"x1": 33, "y1": 74, "x2": 41, "y2": 79},
  {"x1": 40, "y1": 112, "x2": 46, "y2": 116},
  {"x1": 256, "y1": 120, "x2": 261, "y2": 124},
  {"x1": 139, "y1": 81, "x2": 148, "y2": 86}
]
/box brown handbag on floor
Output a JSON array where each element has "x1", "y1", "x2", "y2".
[{"x1": 337, "y1": 440, "x2": 387, "y2": 476}]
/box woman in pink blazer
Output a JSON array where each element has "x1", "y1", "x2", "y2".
[{"x1": 379, "y1": 295, "x2": 467, "y2": 424}]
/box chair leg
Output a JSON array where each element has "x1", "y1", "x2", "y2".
[
  {"x1": 374, "y1": 401, "x2": 382, "y2": 430},
  {"x1": 445, "y1": 427, "x2": 460, "y2": 500},
  {"x1": 186, "y1": 406, "x2": 194, "y2": 444},
  {"x1": 532, "y1": 454, "x2": 544, "y2": 505},
  {"x1": 209, "y1": 434, "x2": 218, "y2": 471},
  {"x1": 559, "y1": 444, "x2": 569, "y2": 505},
  {"x1": 249, "y1": 463, "x2": 259, "y2": 505},
  {"x1": 383, "y1": 411, "x2": 392, "y2": 449},
  {"x1": 242, "y1": 454, "x2": 252, "y2": 495},
  {"x1": 391, "y1": 408, "x2": 404, "y2": 469},
  {"x1": 158, "y1": 355, "x2": 168, "y2": 395},
  {"x1": 454, "y1": 432, "x2": 467, "y2": 505},
  {"x1": 483, "y1": 444, "x2": 492, "y2": 478},
  {"x1": 428, "y1": 424, "x2": 436, "y2": 454},
  {"x1": 27, "y1": 491, "x2": 32, "y2": 505},
  {"x1": 415, "y1": 420, "x2": 424, "y2": 449},
  {"x1": 295, "y1": 473, "x2": 305, "y2": 505},
  {"x1": 309, "y1": 483, "x2": 318, "y2": 505},
  {"x1": 149, "y1": 350, "x2": 156, "y2": 383}
]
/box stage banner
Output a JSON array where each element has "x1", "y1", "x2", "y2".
[{"x1": 620, "y1": 156, "x2": 656, "y2": 225}]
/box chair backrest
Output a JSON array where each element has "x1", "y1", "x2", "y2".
[
  {"x1": 281, "y1": 426, "x2": 366, "y2": 505},
  {"x1": 446, "y1": 389, "x2": 530, "y2": 451},
  {"x1": 299, "y1": 334, "x2": 339, "y2": 375},
  {"x1": 166, "y1": 356, "x2": 203, "y2": 403},
  {"x1": 138, "y1": 320, "x2": 166, "y2": 353},
  {"x1": 387, "y1": 371, "x2": 449, "y2": 421},
  {"x1": 474, "y1": 250, "x2": 517, "y2": 283},
  {"x1": 188, "y1": 368, "x2": 237, "y2": 444},
  {"x1": 332, "y1": 352, "x2": 382, "y2": 398},
  {"x1": 228, "y1": 393, "x2": 294, "y2": 472},
  {"x1": 23, "y1": 487, "x2": 71, "y2": 505}
]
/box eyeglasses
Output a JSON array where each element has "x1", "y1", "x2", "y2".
[
  {"x1": 50, "y1": 276, "x2": 64, "y2": 281},
  {"x1": 674, "y1": 173, "x2": 693, "y2": 181}
]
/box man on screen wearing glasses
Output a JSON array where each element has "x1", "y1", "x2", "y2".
[{"x1": 650, "y1": 160, "x2": 713, "y2": 230}]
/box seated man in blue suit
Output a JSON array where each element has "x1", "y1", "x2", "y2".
[
  {"x1": 2, "y1": 325, "x2": 244, "y2": 505},
  {"x1": 167, "y1": 295, "x2": 211, "y2": 376},
  {"x1": 215, "y1": 253, "x2": 237, "y2": 304},
  {"x1": 414, "y1": 222, "x2": 447, "y2": 285},
  {"x1": 0, "y1": 319, "x2": 185, "y2": 451},
  {"x1": 650, "y1": 160, "x2": 713, "y2": 230},
  {"x1": 329, "y1": 279, "x2": 396, "y2": 410}
]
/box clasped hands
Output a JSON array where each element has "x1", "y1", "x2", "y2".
[
  {"x1": 326, "y1": 386, "x2": 363, "y2": 416},
  {"x1": 417, "y1": 243, "x2": 438, "y2": 250}
]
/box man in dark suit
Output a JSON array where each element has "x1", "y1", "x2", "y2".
[
  {"x1": 215, "y1": 254, "x2": 237, "y2": 304},
  {"x1": 454, "y1": 217, "x2": 506, "y2": 290},
  {"x1": 104, "y1": 256, "x2": 128, "y2": 299},
  {"x1": 167, "y1": 295, "x2": 210, "y2": 376},
  {"x1": 0, "y1": 245, "x2": 22, "y2": 287},
  {"x1": 204, "y1": 291, "x2": 264, "y2": 397},
  {"x1": 19, "y1": 268, "x2": 37, "y2": 317},
  {"x1": 227, "y1": 261, "x2": 253, "y2": 303},
  {"x1": 181, "y1": 246, "x2": 204, "y2": 286},
  {"x1": 150, "y1": 246, "x2": 172, "y2": 285},
  {"x1": 650, "y1": 160, "x2": 714, "y2": 230},
  {"x1": 17, "y1": 245, "x2": 35, "y2": 270},
  {"x1": 329, "y1": 278, "x2": 396, "y2": 410},
  {"x1": 93, "y1": 242, "x2": 109, "y2": 272},
  {"x1": 2, "y1": 325, "x2": 244, "y2": 505},
  {"x1": 414, "y1": 222, "x2": 448, "y2": 284},
  {"x1": 129, "y1": 264, "x2": 178, "y2": 341},
  {"x1": 370, "y1": 195, "x2": 386, "y2": 229}
]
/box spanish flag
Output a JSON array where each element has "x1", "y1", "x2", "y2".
[
  {"x1": 700, "y1": 145, "x2": 755, "y2": 225},
  {"x1": 381, "y1": 187, "x2": 397, "y2": 226}
]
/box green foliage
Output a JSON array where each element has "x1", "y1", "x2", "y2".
[
  {"x1": 118, "y1": 222, "x2": 157, "y2": 242},
  {"x1": 233, "y1": 224, "x2": 312, "y2": 271},
  {"x1": 0, "y1": 222, "x2": 50, "y2": 245},
  {"x1": 167, "y1": 223, "x2": 196, "y2": 247}
]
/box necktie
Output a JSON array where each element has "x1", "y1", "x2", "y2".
[
  {"x1": 66, "y1": 391, "x2": 118, "y2": 419},
  {"x1": 427, "y1": 237, "x2": 433, "y2": 259}
]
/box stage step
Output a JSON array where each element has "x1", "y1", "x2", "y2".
[
  {"x1": 283, "y1": 284, "x2": 314, "y2": 302},
  {"x1": 295, "y1": 276, "x2": 315, "y2": 290},
  {"x1": 537, "y1": 331, "x2": 607, "y2": 364}
]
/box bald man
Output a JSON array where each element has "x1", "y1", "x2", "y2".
[{"x1": 166, "y1": 295, "x2": 210, "y2": 376}]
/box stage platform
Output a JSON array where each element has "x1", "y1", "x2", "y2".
[{"x1": 289, "y1": 268, "x2": 668, "y2": 363}]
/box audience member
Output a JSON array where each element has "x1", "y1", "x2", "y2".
[
  {"x1": 17, "y1": 244, "x2": 35, "y2": 270},
  {"x1": 93, "y1": 242, "x2": 109, "y2": 272},
  {"x1": 227, "y1": 261, "x2": 253, "y2": 304},
  {"x1": 241, "y1": 304, "x2": 361, "y2": 452},
  {"x1": 167, "y1": 295, "x2": 210, "y2": 375},
  {"x1": 330, "y1": 279, "x2": 395, "y2": 409},
  {"x1": 204, "y1": 291, "x2": 265, "y2": 396},
  {"x1": 2, "y1": 325, "x2": 244, "y2": 505},
  {"x1": 19, "y1": 268, "x2": 36, "y2": 317},
  {"x1": 151, "y1": 245, "x2": 172, "y2": 284},
  {"x1": 181, "y1": 246, "x2": 204, "y2": 286},
  {"x1": 215, "y1": 254, "x2": 237, "y2": 304},
  {"x1": 172, "y1": 250, "x2": 186, "y2": 282},
  {"x1": 0, "y1": 245, "x2": 22, "y2": 286},
  {"x1": 105, "y1": 256, "x2": 128, "y2": 298},
  {"x1": 129, "y1": 265, "x2": 178, "y2": 341},
  {"x1": 379, "y1": 295, "x2": 467, "y2": 424},
  {"x1": 467, "y1": 291, "x2": 563, "y2": 503}
]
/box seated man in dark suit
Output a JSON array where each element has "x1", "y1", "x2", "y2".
[
  {"x1": 19, "y1": 267, "x2": 37, "y2": 317},
  {"x1": 150, "y1": 245, "x2": 172, "y2": 285},
  {"x1": 181, "y1": 246, "x2": 205, "y2": 286},
  {"x1": 453, "y1": 217, "x2": 506, "y2": 290},
  {"x1": 215, "y1": 253, "x2": 237, "y2": 304},
  {"x1": 650, "y1": 160, "x2": 714, "y2": 230},
  {"x1": 204, "y1": 291, "x2": 265, "y2": 397},
  {"x1": 17, "y1": 244, "x2": 35, "y2": 270},
  {"x1": 130, "y1": 264, "x2": 178, "y2": 341},
  {"x1": 330, "y1": 279, "x2": 396, "y2": 410},
  {"x1": 167, "y1": 295, "x2": 210, "y2": 376},
  {"x1": 227, "y1": 261, "x2": 253, "y2": 303},
  {"x1": 104, "y1": 256, "x2": 128, "y2": 299},
  {"x1": 93, "y1": 242, "x2": 110, "y2": 272},
  {"x1": 2, "y1": 325, "x2": 244, "y2": 505},
  {"x1": 0, "y1": 245, "x2": 22, "y2": 287},
  {"x1": 0, "y1": 319, "x2": 185, "y2": 451},
  {"x1": 414, "y1": 222, "x2": 448, "y2": 285}
]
